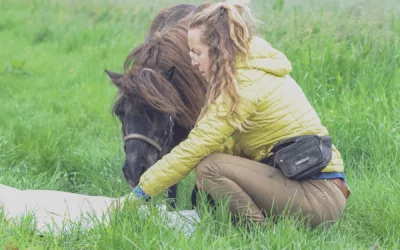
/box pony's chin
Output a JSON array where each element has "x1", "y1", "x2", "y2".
[{"x1": 126, "y1": 181, "x2": 137, "y2": 190}]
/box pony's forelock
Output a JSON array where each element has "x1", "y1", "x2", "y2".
[{"x1": 118, "y1": 23, "x2": 208, "y2": 128}]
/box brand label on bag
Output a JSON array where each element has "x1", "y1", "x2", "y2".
[{"x1": 295, "y1": 157, "x2": 310, "y2": 165}]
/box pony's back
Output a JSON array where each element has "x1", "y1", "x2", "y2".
[
  {"x1": 124, "y1": 4, "x2": 195, "y2": 72},
  {"x1": 146, "y1": 4, "x2": 195, "y2": 40}
]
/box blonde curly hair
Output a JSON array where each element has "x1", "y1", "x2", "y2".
[{"x1": 189, "y1": 2, "x2": 260, "y2": 122}]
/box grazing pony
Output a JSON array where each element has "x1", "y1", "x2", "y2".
[{"x1": 106, "y1": 4, "x2": 208, "y2": 208}]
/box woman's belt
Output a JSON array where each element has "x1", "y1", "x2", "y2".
[{"x1": 330, "y1": 178, "x2": 351, "y2": 199}]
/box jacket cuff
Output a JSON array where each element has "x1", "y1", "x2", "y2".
[{"x1": 132, "y1": 185, "x2": 150, "y2": 200}]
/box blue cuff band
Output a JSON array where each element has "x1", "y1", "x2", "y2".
[{"x1": 132, "y1": 186, "x2": 150, "y2": 200}]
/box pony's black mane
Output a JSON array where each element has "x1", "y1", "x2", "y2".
[{"x1": 113, "y1": 24, "x2": 208, "y2": 128}]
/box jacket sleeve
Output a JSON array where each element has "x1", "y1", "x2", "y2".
[{"x1": 138, "y1": 94, "x2": 256, "y2": 196}]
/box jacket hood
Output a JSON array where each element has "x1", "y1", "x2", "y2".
[{"x1": 236, "y1": 36, "x2": 292, "y2": 77}]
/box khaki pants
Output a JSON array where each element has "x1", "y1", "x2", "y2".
[{"x1": 195, "y1": 153, "x2": 347, "y2": 228}]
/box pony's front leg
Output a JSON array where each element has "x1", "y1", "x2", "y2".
[{"x1": 166, "y1": 184, "x2": 177, "y2": 209}]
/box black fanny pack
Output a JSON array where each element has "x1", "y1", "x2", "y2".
[{"x1": 262, "y1": 135, "x2": 333, "y2": 180}]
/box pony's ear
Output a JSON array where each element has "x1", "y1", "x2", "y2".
[
  {"x1": 165, "y1": 66, "x2": 176, "y2": 81},
  {"x1": 105, "y1": 69, "x2": 124, "y2": 88}
]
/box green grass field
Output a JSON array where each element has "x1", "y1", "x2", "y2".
[{"x1": 1, "y1": 0, "x2": 399, "y2": 248}]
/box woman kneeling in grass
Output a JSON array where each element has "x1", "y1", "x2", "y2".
[{"x1": 130, "y1": 2, "x2": 350, "y2": 228}]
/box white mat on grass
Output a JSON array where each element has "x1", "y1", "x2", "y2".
[
  {"x1": 0, "y1": 184, "x2": 122, "y2": 234},
  {"x1": 0, "y1": 184, "x2": 200, "y2": 237}
]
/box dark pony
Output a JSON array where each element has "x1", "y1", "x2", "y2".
[{"x1": 106, "y1": 4, "x2": 208, "y2": 207}]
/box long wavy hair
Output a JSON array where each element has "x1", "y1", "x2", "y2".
[{"x1": 189, "y1": 2, "x2": 260, "y2": 126}]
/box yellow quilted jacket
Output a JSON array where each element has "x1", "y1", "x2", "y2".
[{"x1": 139, "y1": 36, "x2": 344, "y2": 196}]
